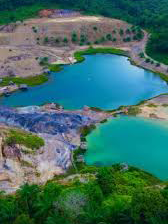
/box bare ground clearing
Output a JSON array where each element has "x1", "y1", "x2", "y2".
[{"x1": 0, "y1": 15, "x2": 167, "y2": 80}]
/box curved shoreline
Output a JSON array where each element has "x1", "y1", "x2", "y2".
[
  {"x1": 1, "y1": 19, "x2": 168, "y2": 96},
  {"x1": 1, "y1": 46, "x2": 168, "y2": 110},
  {"x1": 71, "y1": 45, "x2": 168, "y2": 82},
  {"x1": 50, "y1": 42, "x2": 168, "y2": 85}
]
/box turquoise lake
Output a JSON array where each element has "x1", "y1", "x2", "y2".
[
  {"x1": 85, "y1": 116, "x2": 168, "y2": 180},
  {"x1": 1, "y1": 54, "x2": 168, "y2": 109}
]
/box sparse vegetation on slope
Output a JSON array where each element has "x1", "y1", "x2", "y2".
[
  {"x1": 0, "y1": 74, "x2": 49, "y2": 87},
  {"x1": 5, "y1": 129, "x2": 45, "y2": 150},
  {"x1": 0, "y1": 0, "x2": 168, "y2": 64}
]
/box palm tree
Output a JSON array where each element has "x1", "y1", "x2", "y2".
[
  {"x1": 34, "y1": 183, "x2": 62, "y2": 223},
  {"x1": 16, "y1": 184, "x2": 40, "y2": 217}
]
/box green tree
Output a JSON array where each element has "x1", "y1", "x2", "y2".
[
  {"x1": 131, "y1": 188, "x2": 168, "y2": 223},
  {"x1": 13, "y1": 214, "x2": 34, "y2": 224},
  {"x1": 63, "y1": 37, "x2": 68, "y2": 43},
  {"x1": 101, "y1": 195, "x2": 132, "y2": 223},
  {"x1": 119, "y1": 29, "x2": 124, "y2": 36},
  {"x1": 16, "y1": 184, "x2": 40, "y2": 216},
  {"x1": 44, "y1": 37, "x2": 49, "y2": 44},
  {"x1": 0, "y1": 193, "x2": 18, "y2": 224},
  {"x1": 35, "y1": 183, "x2": 62, "y2": 223},
  {"x1": 97, "y1": 167, "x2": 115, "y2": 196},
  {"x1": 106, "y1": 33, "x2": 112, "y2": 41}
]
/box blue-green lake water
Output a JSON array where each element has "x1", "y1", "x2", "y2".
[
  {"x1": 85, "y1": 116, "x2": 168, "y2": 180},
  {"x1": 1, "y1": 54, "x2": 168, "y2": 179},
  {"x1": 1, "y1": 54, "x2": 168, "y2": 109}
]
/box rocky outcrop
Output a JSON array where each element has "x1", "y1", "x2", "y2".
[
  {"x1": 0, "y1": 106, "x2": 91, "y2": 135},
  {"x1": 0, "y1": 105, "x2": 109, "y2": 193},
  {"x1": 0, "y1": 137, "x2": 3, "y2": 164},
  {"x1": 0, "y1": 24, "x2": 16, "y2": 33}
]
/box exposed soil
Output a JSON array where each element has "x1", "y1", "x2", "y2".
[
  {"x1": 137, "y1": 94, "x2": 168, "y2": 120},
  {"x1": 0, "y1": 15, "x2": 150, "y2": 78}
]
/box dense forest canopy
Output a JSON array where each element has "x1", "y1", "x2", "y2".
[
  {"x1": 1, "y1": 165, "x2": 168, "y2": 224},
  {"x1": 0, "y1": 0, "x2": 167, "y2": 27}
]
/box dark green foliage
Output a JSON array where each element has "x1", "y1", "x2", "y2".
[
  {"x1": 145, "y1": 58, "x2": 151, "y2": 63},
  {"x1": 94, "y1": 40, "x2": 99, "y2": 44},
  {"x1": 123, "y1": 37, "x2": 131, "y2": 42},
  {"x1": 127, "y1": 106, "x2": 141, "y2": 115},
  {"x1": 93, "y1": 26, "x2": 98, "y2": 31},
  {"x1": 97, "y1": 167, "x2": 115, "y2": 195},
  {"x1": 80, "y1": 124, "x2": 96, "y2": 136},
  {"x1": 133, "y1": 35, "x2": 138, "y2": 41},
  {"x1": 55, "y1": 38, "x2": 60, "y2": 44},
  {"x1": 0, "y1": 166, "x2": 167, "y2": 224},
  {"x1": 71, "y1": 33, "x2": 78, "y2": 42},
  {"x1": 126, "y1": 29, "x2": 131, "y2": 34},
  {"x1": 43, "y1": 37, "x2": 49, "y2": 44},
  {"x1": 100, "y1": 119, "x2": 108, "y2": 123},
  {"x1": 63, "y1": 37, "x2": 68, "y2": 43},
  {"x1": 0, "y1": 193, "x2": 18, "y2": 224},
  {"x1": 136, "y1": 30, "x2": 144, "y2": 40},
  {"x1": 48, "y1": 64, "x2": 62, "y2": 72},
  {"x1": 106, "y1": 33, "x2": 112, "y2": 41},
  {"x1": 39, "y1": 57, "x2": 49, "y2": 66},
  {"x1": 13, "y1": 214, "x2": 34, "y2": 224},
  {"x1": 139, "y1": 52, "x2": 145, "y2": 58},
  {"x1": 16, "y1": 184, "x2": 40, "y2": 215},
  {"x1": 119, "y1": 29, "x2": 124, "y2": 36},
  {"x1": 147, "y1": 29, "x2": 168, "y2": 64},
  {"x1": 131, "y1": 188, "x2": 168, "y2": 222},
  {"x1": 72, "y1": 32, "x2": 77, "y2": 38},
  {"x1": 100, "y1": 36, "x2": 106, "y2": 43},
  {"x1": 80, "y1": 34, "x2": 87, "y2": 43}
]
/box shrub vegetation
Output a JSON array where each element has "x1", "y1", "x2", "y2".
[{"x1": 5, "y1": 129, "x2": 45, "y2": 150}]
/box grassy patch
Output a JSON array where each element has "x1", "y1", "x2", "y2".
[
  {"x1": 79, "y1": 124, "x2": 96, "y2": 137},
  {"x1": 162, "y1": 104, "x2": 168, "y2": 107},
  {"x1": 127, "y1": 106, "x2": 142, "y2": 116},
  {"x1": 147, "y1": 103, "x2": 157, "y2": 107},
  {"x1": 73, "y1": 147, "x2": 86, "y2": 161},
  {"x1": 156, "y1": 72, "x2": 168, "y2": 82},
  {"x1": 20, "y1": 160, "x2": 34, "y2": 168},
  {"x1": 0, "y1": 74, "x2": 48, "y2": 87},
  {"x1": 48, "y1": 64, "x2": 63, "y2": 72},
  {"x1": 146, "y1": 46, "x2": 168, "y2": 65},
  {"x1": 5, "y1": 129, "x2": 45, "y2": 150},
  {"x1": 100, "y1": 119, "x2": 108, "y2": 124},
  {"x1": 89, "y1": 107, "x2": 103, "y2": 112},
  {"x1": 74, "y1": 47, "x2": 127, "y2": 63}
]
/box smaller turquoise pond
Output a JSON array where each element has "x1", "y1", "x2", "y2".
[
  {"x1": 1, "y1": 54, "x2": 168, "y2": 109},
  {"x1": 85, "y1": 116, "x2": 168, "y2": 180}
]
